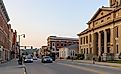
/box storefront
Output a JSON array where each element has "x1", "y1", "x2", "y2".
[{"x1": 0, "y1": 46, "x2": 3, "y2": 63}]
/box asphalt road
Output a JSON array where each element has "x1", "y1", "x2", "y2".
[
  {"x1": 25, "y1": 60, "x2": 96, "y2": 74},
  {"x1": 25, "y1": 60, "x2": 121, "y2": 74}
]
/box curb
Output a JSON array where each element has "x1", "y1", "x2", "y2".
[
  {"x1": 23, "y1": 66, "x2": 27, "y2": 74},
  {"x1": 73, "y1": 60, "x2": 121, "y2": 68},
  {"x1": 17, "y1": 64, "x2": 27, "y2": 74}
]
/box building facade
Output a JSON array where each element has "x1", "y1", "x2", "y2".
[
  {"x1": 40, "y1": 46, "x2": 50, "y2": 56},
  {"x1": 0, "y1": 0, "x2": 10, "y2": 62},
  {"x1": 11, "y1": 30, "x2": 17, "y2": 59},
  {"x1": 47, "y1": 36, "x2": 79, "y2": 57},
  {"x1": 0, "y1": 0, "x2": 17, "y2": 63},
  {"x1": 78, "y1": 0, "x2": 121, "y2": 61},
  {"x1": 59, "y1": 44, "x2": 79, "y2": 59}
]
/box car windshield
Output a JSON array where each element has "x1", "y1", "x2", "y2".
[
  {"x1": 27, "y1": 57, "x2": 32, "y2": 59},
  {"x1": 43, "y1": 56, "x2": 51, "y2": 58}
]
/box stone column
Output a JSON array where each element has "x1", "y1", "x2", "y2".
[
  {"x1": 103, "y1": 30, "x2": 107, "y2": 61},
  {"x1": 92, "y1": 33, "x2": 96, "y2": 55},
  {"x1": 79, "y1": 37, "x2": 81, "y2": 53},
  {"x1": 98, "y1": 32, "x2": 101, "y2": 56},
  {"x1": 104, "y1": 30, "x2": 107, "y2": 53},
  {"x1": 110, "y1": 28, "x2": 114, "y2": 53}
]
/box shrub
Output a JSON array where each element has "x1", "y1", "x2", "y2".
[
  {"x1": 119, "y1": 53, "x2": 121, "y2": 59},
  {"x1": 76, "y1": 54, "x2": 84, "y2": 60}
]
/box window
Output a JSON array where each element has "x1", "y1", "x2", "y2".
[
  {"x1": 95, "y1": 22, "x2": 98, "y2": 25},
  {"x1": 101, "y1": 20, "x2": 104, "y2": 23},
  {"x1": 117, "y1": 45, "x2": 119, "y2": 53},
  {"x1": 61, "y1": 44, "x2": 63, "y2": 46},
  {"x1": 56, "y1": 49, "x2": 59, "y2": 51},
  {"x1": 89, "y1": 34, "x2": 92, "y2": 42},
  {"x1": 73, "y1": 51, "x2": 75, "y2": 56},
  {"x1": 86, "y1": 36, "x2": 88, "y2": 44},
  {"x1": 84, "y1": 37, "x2": 85, "y2": 44},
  {"x1": 101, "y1": 12, "x2": 103, "y2": 15},
  {"x1": 80, "y1": 38, "x2": 82, "y2": 45},
  {"x1": 81, "y1": 49, "x2": 83, "y2": 54},
  {"x1": 84, "y1": 48, "x2": 85, "y2": 54},
  {"x1": 107, "y1": 17, "x2": 110, "y2": 20},
  {"x1": 96, "y1": 22, "x2": 98, "y2": 24},
  {"x1": 87, "y1": 48, "x2": 88, "y2": 54},
  {"x1": 90, "y1": 48, "x2": 92, "y2": 54},
  {"x1": 57, "y1": 44, "x2": 59, "y2": 46},
  {"x1": 117, "y1": 27, "x2": 118, "y2": 37},
  {"x1": 71, "y1": 51, "x2": 72, "y2": 56},
  {"x1": 107, "y1": 47, "x2": 110, "y2": 53},
  {"x1": 52, "y1": 43, "x2": 55, "y2": 46}
]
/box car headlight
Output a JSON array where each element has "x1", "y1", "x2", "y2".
[
  {"x1": 50, "y1": 58, "x2": 53, "y2": 61},
  {"x1": 44, "y1": 59, "x2": 47, "y2": 61}
]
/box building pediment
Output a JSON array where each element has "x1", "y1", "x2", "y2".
[{"x1": 88, "y1": 7, "x2": 114, "y2": 24}]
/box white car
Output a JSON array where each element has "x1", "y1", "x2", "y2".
[{"x1": 24, "y1": 57, "x2": 33, "y2": 63}]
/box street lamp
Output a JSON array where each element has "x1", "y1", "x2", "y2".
[{"x1": 18, "y1": 34, "x2": 25, "y2": 59}]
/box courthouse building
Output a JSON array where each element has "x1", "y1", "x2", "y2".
[{"x1": 78, "y1": 0, "x2": 121, "y2": 61}]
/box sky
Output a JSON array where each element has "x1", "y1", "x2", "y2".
[{"x1": 3, "y1": 0, "x2": 108, "y2": 48}]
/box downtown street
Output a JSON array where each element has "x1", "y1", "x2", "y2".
[
  {"x1": 1, "y1": 0, "x2": 121, "y2": 74},
  {"x1": 25, "y1": 59, "x2": 121, "y2": 74}
]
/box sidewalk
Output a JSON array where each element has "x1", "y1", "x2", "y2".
[
  {"x1": 67, "y1": 60, "x2": 121, "y2": 68},
  {"x1": 0, "y1": 59, "x2": 26, "y2": 74}
]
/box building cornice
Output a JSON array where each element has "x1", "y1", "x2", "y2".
[
  {"x1": 0, "y1": 0, "x2": 10, "y2": 22},
  {"x1": 87, "y1": 7, "x2": 114, "y2": 24},
  {"x1": 78, "y1": 16, "x2": 121, "y2": 36}
]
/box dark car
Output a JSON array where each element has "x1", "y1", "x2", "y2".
[{"x1": 41, "y1": 56, "x2": 53, "y2": 63}]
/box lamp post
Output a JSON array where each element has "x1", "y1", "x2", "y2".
[{"x1": 18, "y1": 34, "x2": 25, "y2": 59}]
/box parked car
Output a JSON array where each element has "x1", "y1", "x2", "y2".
[
  {"x1": 24, "y1": 57, "x2": 33, "y2": 63},
  {"x1": 41, "y1": 56, "x2": 53, "y2": 63}
]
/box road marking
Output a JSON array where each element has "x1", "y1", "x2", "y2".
[
  {"x1": 23, "y1": 68, "x2": 26, "y2": 74},
  {"x1": 23, "y1": 65, "x2": 27, "y2": 74},
  {"x1": 24, "y1": 72, "x2": 26, "y2": 74},
  {"x1": 57, "y1": 63, "x2": 106, "y2": 74}
]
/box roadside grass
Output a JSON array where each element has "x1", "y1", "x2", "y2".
[{"x1": 107, "y1": 60, "x2": 121, "y2": 64}]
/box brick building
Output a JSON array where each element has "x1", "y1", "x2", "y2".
[
  {"x1": 0, "y1": 0, "x2": 17, "y2": 63},
  {"x1": 40, "y1": 46, "x2": 48, "y2": 56},
  {"x1": 47, "y1": 36, "x2": 79, "y2": 57}
]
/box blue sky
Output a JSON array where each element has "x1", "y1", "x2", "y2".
[{"x1": 3, "y1": 0, "x2": 108, "y2": 48}]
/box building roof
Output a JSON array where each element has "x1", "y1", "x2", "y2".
[
  {"x1": 64, "y1": 44, "x2": 79, "y2": 50},
  {"x1": 77, "y1": 7, "x2": 115, "y2": 36},
  {"x1": 48, "y1": 36, "x2": 78, "y2": 41},
  {"x1": 87, "y1": 6, "x2": 115, "y2": 24},
  {"x1": 77, "y1": 29, "x2": 90, "y2": 36}
]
